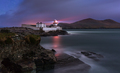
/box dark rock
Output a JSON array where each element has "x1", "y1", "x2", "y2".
[
  {"x1": 39, "y1": 30, "x2": 68, "y2": 37},
  {"x1": 1, "y1": 58, "x2": 22, "y2": 73},
  {"x1": 40, "y1": 53, "x2": 91, "y2": 73},
  {"x1": 0, "y1": 27, "x2": 40, "y2": 36},
  {"x1": 40, "y1": 33, "x2": 50, "y2": 36},
  {"x1": 34, "y1": 56, "x2": 56, "y2": 72},
  {"x1": 0, "y1": 29, "x2": 10, "y2": 33},
  {"x1": 51, "y1": 49, "x2": 56, "y2": 53},
  {"x1": 0, "y1": 35, "x2": 57, "y2": 72},
  {"x1": 40, "y1": 52, "x2": 48, "y2": 57},
  {"x1": 81, "y1": 51, "x2": 104, "y2": 61},
  {"x1": 56, "y1": 30, "x2": 68, "y2": 35},
  {"x1": 0, "y1": 27, "x2": 68, "y2": 37}
]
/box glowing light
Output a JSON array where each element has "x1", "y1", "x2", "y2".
[
  {"x1": 55, "y1": 20, "x2": 58, "y2": 23},
  {"x1": 53, "y1": 19, "x2": 58, "y2": 24}
]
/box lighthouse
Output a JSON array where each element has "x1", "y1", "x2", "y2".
[
  {"x1": 53, "y1": 19, "x2": 58, "y2": 26},
  {"x1": 22, "y1": 19, "x2": 62, "y2": 32}
]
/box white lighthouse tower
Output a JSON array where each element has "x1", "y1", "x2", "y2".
[{"x1": 53, "y1": 19, "x2": 58, "y2": 26}]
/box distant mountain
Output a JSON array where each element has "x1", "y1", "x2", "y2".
[{"x1": 58, "y1": 18, "x2": 120, "y2": 29}]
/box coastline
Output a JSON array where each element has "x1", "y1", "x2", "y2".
[
  {"x1": 0, "y1": 27, "x2": 68, "y2": 37},
  {"x1": 0, "y1": 29, "x2": 91, "y2": 73},
  {"x1": 62, "y1": 28, "x2": 120, "y2": 29},
  {"x1": 0, "y1": 28, "x2": 107, "y2": 73},
  {"x1": 0, "y1": 33, "x2": 57, "y2": 73},
  {"x1": 36, "y1": 53, "x2": 91, "y2": 73}
]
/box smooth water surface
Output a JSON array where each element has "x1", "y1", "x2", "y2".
[{"x1": 41, "y1": 29, "x2": 120, "y2": 73}]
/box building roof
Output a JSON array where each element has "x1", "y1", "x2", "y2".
[
  {"x1": 36, "y1": 22, "x2": 39, "y2": 24},
  {"x1": 40, "y1": 22, "x2": 42, "y2": 24}
]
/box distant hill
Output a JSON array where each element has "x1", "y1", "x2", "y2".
[{"x1": 58, "y1": 18, "x2": 120, "y2": 29}]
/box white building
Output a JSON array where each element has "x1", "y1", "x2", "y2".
[
  {"x1": 21, "y1": 19, "x2": 62, "y2": 32},
  {"x1": 36, "y1": 22, "x2": 46, "y2": 28}
]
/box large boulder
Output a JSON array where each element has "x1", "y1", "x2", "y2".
[{"x1": 1, "y1": 58, "x2": 22, "y2": 73}]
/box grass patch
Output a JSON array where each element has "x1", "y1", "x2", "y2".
[
  {"x1": 0, "y1": 33, "x2": 15, "y2": 45},
  {"x1": 24, "y1": 35, "x2": 41, "y2": 45},
  {"x1": 0, "y1": 33, "x2": 15, "y2": 38}
]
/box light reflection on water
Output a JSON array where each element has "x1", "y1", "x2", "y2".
[
  {"x1": 53, "y1": 36, "x2": 60, "y2": 48},
  {"x1": 41, "y1": 36, "x2": 64, "y2": 57},
  {"x1": 52, "y1": 36, "x2": 63, "y2": 57}
]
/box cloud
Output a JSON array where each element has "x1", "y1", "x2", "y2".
[
  {"x1": 0, "y1": 0, "x2": 120, "y2": 27},
  {"x1": 0, "y1": 0, "x2": 72, "y2": 27}
]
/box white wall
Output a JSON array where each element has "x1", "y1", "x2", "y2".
[
  {"x1": 43, "y1": 27, "x2": 62, "y2": 32},
  {"x1": 22, "y1": 24, "x2": 62, "y2": 32},
  {"x1": 36, "y1": 24, "x2": 46, "y2": 28},
  {"x1": 36, "y1": 24, "x2": 39, "y2": 27}
]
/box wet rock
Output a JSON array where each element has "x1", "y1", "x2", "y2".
[
  {"x1": 34, "y1": 52, "x2": 56, "y2": 72},
  {"x1": 34, "y1": 58, "x2": 55, "y2": 72},
  {"x1": 51, "y1": 49, "x2": 56, "y2": 53},
  {"x1": 81, "y1": 51, "x2": 104, "y2": 61},
  {"x1": 1, "y1": 58, "x2": 22, "y2": 73},
  {"x1": 40, "y1": 30, "x2": 69, "y2": 36},
  {"x1": 48, "y1": 30, "x2": 68, "y2": 35},
  {"x1": 40, "y1": 53, "x2": 91, "y2": 73}
]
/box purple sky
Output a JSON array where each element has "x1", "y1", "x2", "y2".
[{"x1": 0, "y1": 0, "x2": 120, "y2": 27}]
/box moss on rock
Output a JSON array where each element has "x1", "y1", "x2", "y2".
[
  {"x1": 24, "y1": 35, "x2": 41, "y2": 45},
  {"x1": 0, "y1": 34, "x2": 56, "y2": 73},
  {"x1": 0, "y1": 32, "x2": 15, "y2": 46}
]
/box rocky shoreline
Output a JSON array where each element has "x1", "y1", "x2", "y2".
[
  {"x1": 37, "y1": 53, "x2": 91, "y2": 73},
  {"x1": 0, "y1": 34, "x2": 57, "y2": 73},
  {"x1": 0, "y1": 28, "x2": 104, "y2": 73},
  {"x1": 0, "y1": 27, "x2": 69, "y2": 37},
  {"x1": 0, "y1": 33, "x2": 91, "y2": 73}
]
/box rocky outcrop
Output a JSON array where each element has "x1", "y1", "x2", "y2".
[
  {"x1": 0, "y1": 34, "x2": 57, "y2": 73},
  {"x1": 1, "y1": 58, "x2": 22, "y2": 73},
  {"x1": 38, "y1": 53, "x2": 91, "y2": 73},
  {"x1": 0, "y1": 27, "x2": 40, "y2": 36},
  {"x1": 40, "y1": 30, "x2": 69, "y2": 36},
  {"x1": 0, "y1": 27, "x2": 69, "y2": 36},
  {"x1": 81, "y1": 51, "x2": 104, "y2": 61}
]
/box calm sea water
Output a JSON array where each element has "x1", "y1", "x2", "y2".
[{"x1": 40, "y1": 29, "x2": 120, "y2": 73}]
